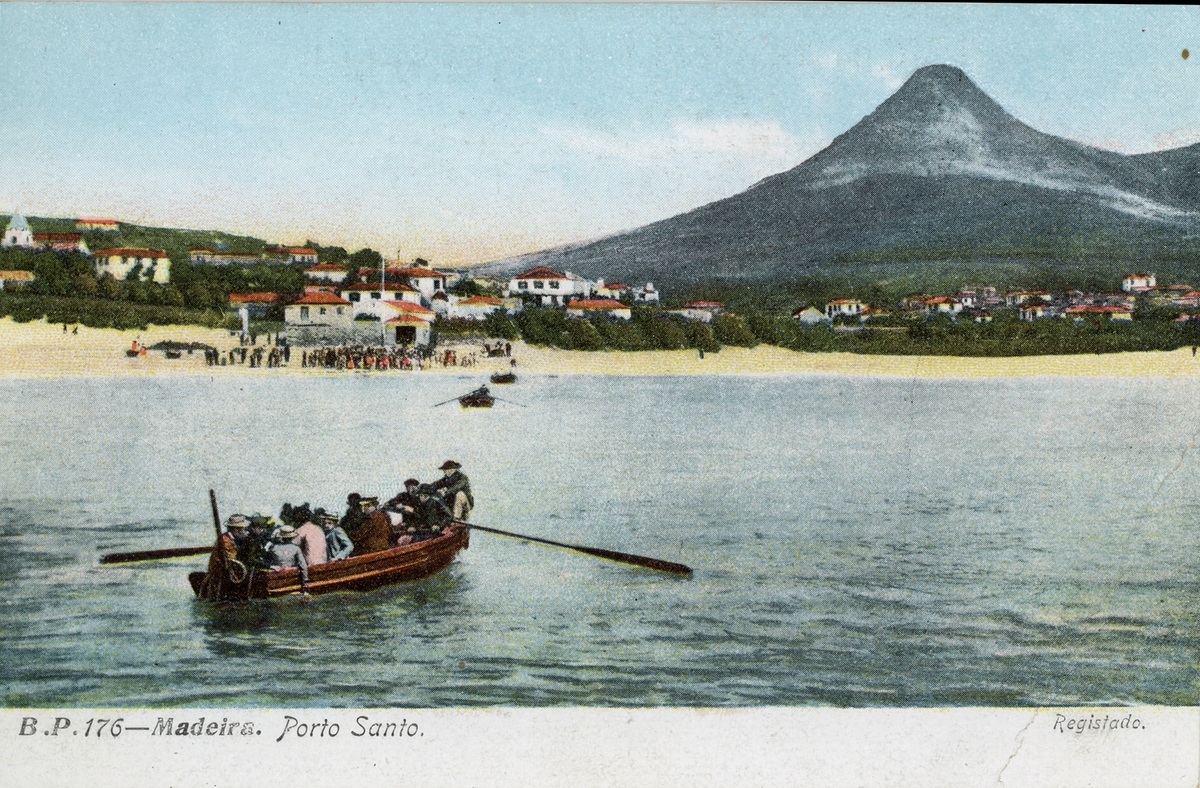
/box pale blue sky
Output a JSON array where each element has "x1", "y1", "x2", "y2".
[{"x1": 2, "y1": 4, "x2": 1198, "y2": 264}]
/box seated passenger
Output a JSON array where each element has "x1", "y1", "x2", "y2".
[
  {"x1": 266, "y1": 525, "x2": 309, "y2": 590},
  {"x1": 348, "y1": 496, "x2": 392, "y2": 556},
  {"x1": 384, "y1": 478, "x2": 422, "y2": 531},
  {"x1": 396, "y1": 484, "x2": 454, "y2": 545},
  {"x1": 320, "y1": 512, "x2": 353, "y2": 561}
]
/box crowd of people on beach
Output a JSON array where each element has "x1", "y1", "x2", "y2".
[
  {"x1": 190, "y1": 340, "x2": 511, "y2": 372},
  {"x1": 202, "y1": 461, "x2": 473, "y2": 594}
]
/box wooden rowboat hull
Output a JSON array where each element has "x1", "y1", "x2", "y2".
[
  {"x1": 459, "y1": 396, "x2": 494, "y2": 408},
  {"x1": 189, "y1": 522, "x2": 469, "y2": 601},
  {"x1": 489, "y1": 373, "x2": 516, "y2": 384}
]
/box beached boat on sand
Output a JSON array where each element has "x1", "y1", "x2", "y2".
[{"x1": 189, "y1": 521, "x2": 469, "y2": 601}]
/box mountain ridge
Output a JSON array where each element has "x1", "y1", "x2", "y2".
[{"x1": 478, "y1": 65, "x2": 1200, "y2": 292}]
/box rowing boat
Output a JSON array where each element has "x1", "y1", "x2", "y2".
[
  {"x1": 489, "y1": 371, "x2": 517, "y2": 384},
  {"x1": 458, "y1": 387, "x2": 494, "y2": 408},
  {"x1": 189, "y1": 521, "x2": 469, "y2": 601}
]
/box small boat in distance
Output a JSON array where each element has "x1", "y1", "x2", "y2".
[
  {"x1": 489, "y1": 371, "x2": 517, "y2": 384},
  {"x1": 456, "y1": 386, "x2": 494, "y2": 408},
  {"x1": 189, "y1": 522, "x2": 470, "y2": 601}
]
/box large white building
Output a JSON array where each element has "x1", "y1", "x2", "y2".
[
  {"x1": 93, "y1": 248, "x2": 171, "y2": 284},
  {"x1": 507, "y1": 265, "x2": 592, "y2": 307}
]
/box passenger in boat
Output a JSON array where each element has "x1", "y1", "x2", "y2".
[
  {"x1": 320, "y1": 512, "x2": 353, "y2": 561},
  {"x1": 339, "y1": 493, "x2": 364, "y2": 535},
  {"x1": 431, "y1": 460, "x2": 473, "y2": 520},
  {"x1": 266, "y1": 525, "x2": 309, "y2": 589},
  {"x1": 348, "y1": 496, "x2": 392, "y2": 556},
  {"x1": 399, "y1": 484, "x2": 453, "y2": 543},
  {"x1": 384, "y1": 478, "x2": 422, "y2": 527},
  {"x1": 294, "y1": 516, "x2": 327, "y2": 568}
]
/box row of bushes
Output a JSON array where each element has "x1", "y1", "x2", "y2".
[{"x1": 0, "y1": 294, "x2": 237, "y2": 332}]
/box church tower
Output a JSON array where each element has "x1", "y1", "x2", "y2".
[{"x1": 2, "y1": 212, "x2": 34, "y2": 248}]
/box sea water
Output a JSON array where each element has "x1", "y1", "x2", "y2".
[{"x1": 0, "y1": 372, "x2": 1197, "y2": 706}]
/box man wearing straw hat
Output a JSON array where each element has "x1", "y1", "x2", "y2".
[{"x1": 267, "y1": 525, "x2": 309, "y2": 590}]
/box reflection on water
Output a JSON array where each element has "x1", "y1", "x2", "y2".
[{"x1": 0, "y1": 373, "x2": 1198, "y2": 706}]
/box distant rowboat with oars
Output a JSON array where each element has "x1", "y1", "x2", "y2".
[{"x1": 489, "y1": 371, "x2": 517, "y2": 384}]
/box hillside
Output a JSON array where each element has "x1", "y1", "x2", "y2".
[
  {"x1": 1, "y1": 215, "x2": 268, "y2": 264},
  {"x1": 478, "y1": 65, "x2": 1200, "y2": 292}
]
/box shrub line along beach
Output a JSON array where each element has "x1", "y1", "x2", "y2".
[{"x1": 5, "y1": 317, "x2": 1200, "y2": 379}]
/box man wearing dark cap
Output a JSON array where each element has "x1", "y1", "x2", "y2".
[
  {"x1": 385, "y1": 478, "x2": 424, "y2": 541},
  {"x1": 348, "y1": 496, "x2": 392, "y2": 556},
  {"x1": 406, "y1": 484, "x2": 454, "y2": 540},
  {"x1": 431, "y1": 460, "x2": 473, "y2": 520}
]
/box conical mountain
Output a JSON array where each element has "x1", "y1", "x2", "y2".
[{"x1": 481, "y1": 65, "x2": 1200, "y2": 291}]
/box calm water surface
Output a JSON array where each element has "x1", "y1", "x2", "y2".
[{"x1": 0, "y1": 372, "x2": 1197, "y2": 706}]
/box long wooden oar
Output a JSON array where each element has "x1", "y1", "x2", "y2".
[
  {"x1": 465, "y1": 522, "x2": 692, "y2": 576},
  {"x1": 101, "y1": 545, "x2": 213, "y2": 564}
]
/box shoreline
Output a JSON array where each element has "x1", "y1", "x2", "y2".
[{"x1": 3, "y1": 317, "x2": 1200, "y2": 379}]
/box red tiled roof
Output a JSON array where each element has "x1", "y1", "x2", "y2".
[
  {"x1": 304, "y1": 263, "x2": 345, "y2": 272},
  {"x1": 76, "y1": 217, "x2": 119, "y2": 225},
  {"x1": 567, "y1": 299, "x2": 628, "y2": 310},
  {"x1": 93, "y1": 247, "x2": 168, "y2": 258},
  {"x1": 598, "y1": 282, "x2": 629, "y2": 290},
  {"x1": 384, "y1": 315, "x2": 432, "y2": 327},
  {"x1": 229, "y1": 292, "x2": 280, "y2": 304},
  {"x1": 513, "y1": 266, "x2": 567, "y2": 280},
  {"x1": 189, "y1": 247, "x2": 215, "y2": 253},
  {"x1": 683, "y1": 300, "x2": 724, "y2": 308},
  {"x1": 290, "y1": 292, "x2": 350, "y2": 306},
  {"x1": 33, "y1": 233, "x2": 82, "y2": 242},
  {"x1": 458, "y1": 295, "x2": 504, "y2": 306},
  {"x1": 382, "y1": 300, "x2": 435, "y2": 315},
  {"x1": 355, "y1": 266, "x2": 452, "y2": 278}
]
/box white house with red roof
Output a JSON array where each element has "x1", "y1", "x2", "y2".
[
  {"x1": 566, "y1": 298, "x2": 632, "y2": 321},
  {"x1": 922, "y1": 296, "x2": 962, "y2": 317},
  {"x1": 1122, "y1": 273, "x2": 1156, "y2": 292},
  {"x1": 823, "y1": 298, "x2": 865, "y2": 320},
  {"x1": 1064, "y1": 304, "x2": 1133, "y2": 322},
  {"x1": 228, "y1": 292, "x2": 280, "y2": 319},
  {"x1": 265, "y1": 245, "x2": 318, "y2": 265},
  {"x1": 379, "y1": 300, "x2": 436, "y2": 345},
  {"x1": 447, "y1": 295, "x2": 515, "y2": 320},
  {"x1": 507, "y1": 265, "x2": 592, "y2": 307},
  {"x1": 303, "y1": 263, "x2": 348, "y2": 284},
  {"x1": 337, "y1": 281, "x2": 422, "y2": 314},
  {"x1": 358, "y1": 261, "x2": 456, "y2": 306},
  {"x1": 93, "y1": 248, "x2": 171, "y2": 283},
  {"x1": 593, "y1": 279, "x2": 630, "y2": 300},
  {"x1": 667, "y1": 300, "x2": 725, "y2": 323},
  {"x1": 75, "y1": 217, "x2": 120, "y2": 232},
  {"x1": 283, "y1": 291, "x2": 355, "y2": 345}
]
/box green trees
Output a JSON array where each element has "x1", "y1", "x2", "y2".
[{"x1": 712, "y1": 313, "x2": 757, "y2": 347}]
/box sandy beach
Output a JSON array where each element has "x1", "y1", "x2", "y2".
[{"x1": 3, "y1": 317, "x2": 1200, "y2": 378}]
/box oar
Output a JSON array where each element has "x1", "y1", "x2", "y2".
[
  {"x1": 491, "y1": 396, "x2": 526, "y2": 408},
  {"x1": 101, "y1": 545, "x2": 213, "y2": 564},
  {"x1": 432, "y1": 393, "x2": 469, "y2": 407},
  {"x1": 464, "y1": 522, "x2": 692, "y2": 576}
]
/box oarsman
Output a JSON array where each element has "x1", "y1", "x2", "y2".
[
  {"x1": 320, "y1": 512, "x2": 353, "y2": 561},
  {"x1": 294, "y1": 516, "x2": 327, "y2": 568},
  {"x1": 411, "y1": 484, "x2": 454, "y2": 538},
  {"x1": 431, "y1": 460, "x2": 473, "y2": 520},
  {"x1": 348, "y1": 496, "x2": 392, "y2": 556},
  {"x1": 200, "y1": 514, "x2": 244, "y2": 598},
  {"x1": 266, "y1": 525, "x2": 310, "y2": 590},
  {"x1": 384, "y1": 478, "x2": 422, "y2": 521}
]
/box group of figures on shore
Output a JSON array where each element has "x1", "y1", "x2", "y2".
[
  {"x1": 204, "y1": 345, "x2": 289, "y2": 368},
  {"x1": 201, "y1": 460, "x2": 473, "y2": 595},
  {"x1": 190, "y1": 342, "x2": 512, "y2": 372}
]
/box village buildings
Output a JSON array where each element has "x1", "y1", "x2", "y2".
[
  {"x1": 92, "y1": 248, "x2": 171, "y2": 283},
  {"x1": 507, "y1": 266, "x2": 592, "y2": 306}
]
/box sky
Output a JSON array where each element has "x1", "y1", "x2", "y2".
[{"x1": 2, "y1": 4, "x2": 1199, "y2": 266}]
